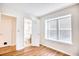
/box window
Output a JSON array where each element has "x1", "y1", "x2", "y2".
[{"x1": 45, "y1": 15, "x2": 72, "y2": 44}]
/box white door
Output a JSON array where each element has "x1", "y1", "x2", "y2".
[{"x1": 32, "y1": 19, "x2": 40, "y2": 46}]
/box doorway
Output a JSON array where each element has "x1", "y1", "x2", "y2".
[
  {"x1": 0, "y1": 14, "x2": 16, "y2": 54},
  {"x1": 24, "y1": 18, "x2": 32, "y2": 47}
]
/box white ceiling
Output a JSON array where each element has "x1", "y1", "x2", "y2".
[{"x1": 1, "y1": 3, "x2": 75, "y2": 17}]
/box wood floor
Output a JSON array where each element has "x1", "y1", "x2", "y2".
[
  {"x1": 0, "y1": 45, "x2": 68, "y2": 56},
  {"x1": 0, "y1": 45, "x2": 16, "y2": 55}
]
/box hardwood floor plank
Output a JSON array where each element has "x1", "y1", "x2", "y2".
[{"x1": 0, "y1": 45, "x2": 69, "y2": 56}]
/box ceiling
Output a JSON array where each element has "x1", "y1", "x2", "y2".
[{"x1": 1, "y1": 3, "x2": 75, "y2": 17}]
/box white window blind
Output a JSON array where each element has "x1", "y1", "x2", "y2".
[{"x1": 45, "y1": 14, "x2": 72, "y2": 44}]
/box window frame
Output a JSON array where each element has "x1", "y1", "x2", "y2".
[{"x1": 45, "y1": 14, "x2": 72, "y2": 45}]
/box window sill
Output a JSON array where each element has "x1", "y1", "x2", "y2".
[{"x1": 46, "y1": 38, "x2": 72, "y2": 45}]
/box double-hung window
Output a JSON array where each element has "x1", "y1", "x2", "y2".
[{"x1": 45, "y1": 14, "x2": 72, "y2": 44}]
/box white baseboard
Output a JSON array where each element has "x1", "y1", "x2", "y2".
[{"x1": 41, "y1": 43, "x2": 71, "y2": 56}]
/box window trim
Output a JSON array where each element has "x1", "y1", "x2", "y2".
[{"x1": 45, "y1": 14, "x2": 72, "y2": 45}]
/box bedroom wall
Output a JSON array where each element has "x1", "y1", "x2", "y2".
[{"x1": 40, "y1": 4, "x2": 79, "y2": 55}]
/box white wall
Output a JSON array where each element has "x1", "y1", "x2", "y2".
[
  {"x1": 31, "y1": 17, "x2": 40, "y2": 46},
  {"x1": 40, "y1": 4, "x2": 79, "y2": 56},
  {"x1": 16, "y1": 16, "x2": 24, "y2": 50}
]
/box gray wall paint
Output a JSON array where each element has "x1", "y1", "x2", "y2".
[{"x1": 40, "y1": 4, "x2": 79, "y2": 55}]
